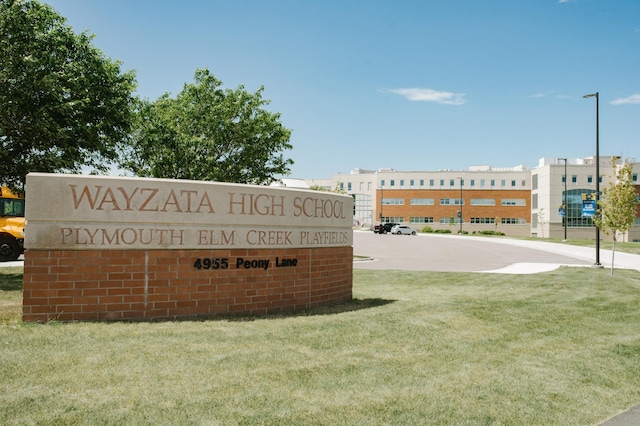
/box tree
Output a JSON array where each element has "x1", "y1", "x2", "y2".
[
  {"x1": 537, "y1": 208, "x2": 546, "y2": 238},
  {"x1": 593, "y1": 159, "x2": 638, "y2": 275},
  {"x1": 120, "y1": 68, "x2": 293, "y2": 185},
  {"x1": 0, "y1": 0, "x2": 137, "y2": 192}
]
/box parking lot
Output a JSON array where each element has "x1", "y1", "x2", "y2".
[{"x1": 353, "y1": 230, "x2": 599, "y2": 273}]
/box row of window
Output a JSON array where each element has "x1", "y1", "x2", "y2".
[
  {"x1": 340, "y1": 172, "x2": 639, "y2": 192},
  {"x1": 405, "y1": 217, "x2": 526, "y2": 225},
  {"x1": 560, "y1": 173, "x2": 639, "y2": 185},
  {"x1": 383, "y1": 198, "x2": 527, "y2": 206},
  {"x1": 379, "y1": 178, "x2": 527, "y2": 189}
]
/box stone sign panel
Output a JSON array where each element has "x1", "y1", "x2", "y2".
[
  {"x1": 25, "y1": 173, "x2": 352, "y2": 250},
  {"x1": 23, "y1": 173, "x2": 353, "y2": 322}
]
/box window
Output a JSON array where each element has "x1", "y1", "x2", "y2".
[
  {"x1": 381, "y1": 216, "x2": 404, "y2": 223},
  {"x1": 450, "y1": 179, "x2": 455, "y2": 187},
  {"x1": 470, "y1": 217, "x2": 495, "y2": 224},
  {"x1": 491, "y1": 179, "x2": 496, "y2": 187},
  {"x1": 409, "y1": 179, "x2": 414, "y2": 187},
  {"x1": 381, "y1": 198, "x2": 404, "y2": 205},
  {"x1": 440, "y1": 217, "x2": 462, "y2": 224},
  {"x1": 390, "y1": 180, "x2": 395, "y2": 187},
  {"x1": 521, "y1": 180, "x2": 526, "y2": 187},
  {"x1": 381, "y1": 179, "x2": 385, "y2": 187},
  {"x1": 532, "y1": 193, "x2": 538, "y2": 209},
  {"x1": 410, "y1": 217, "x2": 434, "y2": 224},
  {"x1": 532, "y1": 174, "x2": 538, "y2": 190},
  {"x1": 562, "y1": 175, "x2": 566, "y2": 183},
  {"x1": 440, "y1": 198, "x2": 464, "y2": 205},
  {"x1": 501, "y1": 179, "x2": 506, "y2": 188},
  {"x1": 572, "y1": 175, "x2": 577, "y2": 184},
  {"x1": 633, "y1": 173, "x2": 638, "y2": 183},
  {"x1": 587, "y1": 175, "x2": 593, "y2": 184},
  {"x1": 480, "y1": 179, "x2": 486, "y2": 188},
  {"x1": 562, "y1": 189, "x2": 598, "y2": 228},
  {"x1": 470, "y1": 198, "x2": 495, "y2": 206},
  {"x1": 470, "y1": 179, "x2": 475, "y2": 187},
  {"x1": 410, "y1": 198, "x2": 435, "y2": 205},
  {"x1": 1, "y1": 199, "x2": 25, "y2": 217},
  {"x1": 511, "y1": 180, "x2": 516, "y2": 187},
  {"x1": 459, "y1": 179, "x2": 464, "y2": 187},
  {"x1": 347, "y1": 182, "x2": 352, "y2": 191},
  {"x1": 501, "y1": 199, "x2": 526, "y2": 206},
  {"x1": 439, "y1": 179, "x2": 444, "y2": 187},
  {"x1": 339, "y1": 183, "x2": 344, "y2": 191},
  {"x1": 501, "y1": 218, "x2": 526, "y2": 225},
  {"x1": 400, "y1": 179, "x2": 405, "y2": 187},
  {"x1": 428, "y1": 179, "x2": 433, "y2": 187},
  {"x1": 367, "y1": 182, "x2": 372, "y2": 191},
  {"x1": 420, "y1": 179, "x2": 425, "y2": 187}
]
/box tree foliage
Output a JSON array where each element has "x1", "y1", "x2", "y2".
[
  {"x1": 593, "y1": 159, "x2": 638, "y2": 274},
  {"x1": 0, "y1": 0, "x2": 136, "y2": 191},
  {"x1": 120, "y1": 68, "x2": 293, "y2": 185}
]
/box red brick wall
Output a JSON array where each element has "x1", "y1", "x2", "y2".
[
  {"x1": 23, "y1": 247, "x2": 353, "y2": 322},
  {"x1": 376, "y1": 189, "x2": 531, "y2": 223}
]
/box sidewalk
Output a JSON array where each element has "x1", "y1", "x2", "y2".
[{"x1": 458, "y1": 236, "x2": 640, "y2": 273}]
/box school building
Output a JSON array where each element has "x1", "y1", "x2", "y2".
[{"x1": 301, "y1": 156, "x2": 640, "y2": 242}]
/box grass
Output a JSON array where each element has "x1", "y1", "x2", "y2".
[{"x1": 2, "y1": 267, "x2": 640, "y2": 424}]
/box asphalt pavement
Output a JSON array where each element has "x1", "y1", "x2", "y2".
[{"x1": 353, "y1": 230, "x2": 640, "y2": 273}]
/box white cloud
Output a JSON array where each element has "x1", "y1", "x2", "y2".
[
  {"x1": 386, "y1": 88, "x2": 466, "y2": 105},
  {"x1": 611, "y1": 94, "x2": 640, "y2": 105},
  {"x1": 530, "y1": 92, "x2": 550, "y2": 98}
]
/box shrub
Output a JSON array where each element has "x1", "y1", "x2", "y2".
[
  {"x1": 421, "y1": 226, "x2": 434, "y2": 233},
  {"x1": 479, "y1": 230, "x2": 505, "y2": 236},
  {"x1": 434, "y1": 229, "x2": 452, "y2": 234}
]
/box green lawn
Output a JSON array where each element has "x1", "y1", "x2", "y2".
[{"x1": 2, "y1": 266, "x2": 640, "y2": 425}]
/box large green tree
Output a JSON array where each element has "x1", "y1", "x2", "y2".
[
  {"x1": 0, "y1": 0, "x2": 136, "y2": 191},
  {"x1": 121, "y1": 68, "x2": 293, "y2": 185},
  {"x1": 593, "y1": 159, "x2": 638, "y2": 275}
]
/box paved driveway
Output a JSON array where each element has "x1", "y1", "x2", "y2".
[{"x1": 353, "y1": 231, "x2": 596, "y2": 273}]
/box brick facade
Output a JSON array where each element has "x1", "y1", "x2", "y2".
[
  {"x1": 376, "y1": 189, "x2": 531, "y2": 235},
  {"x1": 23, "y1": 246, "x2": 353, "y2": 322}
]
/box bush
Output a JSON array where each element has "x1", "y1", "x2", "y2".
[
  {"x1": 421, "y1": 226, "x2": 434, "y2": 233},
  {"x1": 479, "y1": 230, "x2": 505, "y2": 236},
  {"x1": 434, "y1": 229, "x2": 452, "y2": 234}
]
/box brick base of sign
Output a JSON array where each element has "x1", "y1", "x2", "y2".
[{"x1": 22, "y1": 247, "x2": 353, "y2": 322}]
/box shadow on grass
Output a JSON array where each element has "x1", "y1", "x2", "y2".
[
  {"x1": 221, "y1": 297, "x2": 397, "y2": 322},
  {"x1": 0, "y1": 271, "x2": 23, "y2": 291}
]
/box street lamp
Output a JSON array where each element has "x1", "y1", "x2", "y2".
[
  {"x1": 457, "y1": 177, "x2": 463, "y2": 234},
  {"x1": 558, "y1": 158, "x2": 568, "y2": 241},
  {"x1": 379, "y1": 184, "x2": 383, "y2": 224},
  {"x1": 583, "y1": 92, "x2": 601, "y2": 266}
]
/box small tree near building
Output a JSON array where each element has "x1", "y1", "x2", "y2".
[
  {"x1": 593, "y1": 159, "x2": 638, "y2": 275},
  {"x1": 537, "y1": 209, "x2": 547, "y2": 238}
]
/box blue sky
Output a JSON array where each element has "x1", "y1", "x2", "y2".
[{"x1": 44, "y1": 0, "x2": 640, "y2": 178}]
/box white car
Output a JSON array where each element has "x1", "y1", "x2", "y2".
[{"x1": 390, "y1": 225, "x2": 416, "y2": 235}]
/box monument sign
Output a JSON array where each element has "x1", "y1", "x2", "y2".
[{"x1": 23, "y1": 173, "x2": 353, "y2": 322}]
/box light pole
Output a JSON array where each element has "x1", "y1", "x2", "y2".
[
  {"x1": 457, "y1": 177, "x2": 463, "y2": 234},
  {"x1": 558, "y1": 158, "x2": 568, "y2": 241},
  {"x1": 379, "y1": 184, "x2": 383, "y2": 225},
  {"x1": 583, "y1": 92, "x2": 601, "y2": 266}
]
